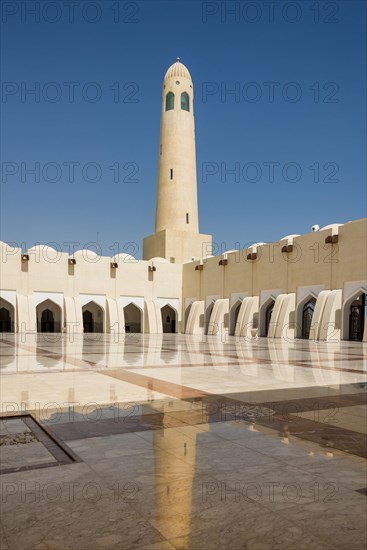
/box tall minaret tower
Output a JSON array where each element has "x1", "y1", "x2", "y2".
[{"x1": 143, "y1": 58, "x2": 212, "y2": 264}]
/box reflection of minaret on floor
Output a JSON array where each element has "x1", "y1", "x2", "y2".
[
  {"x1": 143, "y1": 58, "x2": 212, "y2": 264},
  {"x1": 151, "y1": 404, "x2": 209, "y2": 547}
]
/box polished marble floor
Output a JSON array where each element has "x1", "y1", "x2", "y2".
[{"x1": 0, "y1": 333, "x2": 366, "y2": 549}]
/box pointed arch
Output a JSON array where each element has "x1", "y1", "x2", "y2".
[
  {"x1": 295, "y1": 291, "x2": 318, "y2": 339},
  {"x1": 36, "y1": 299, "x2": 62, "y2": 333},
  {"x1": 259, "y1": 296, "x2": 276, "y2": 337},
  {"x1": 123, "y1": 302, "x2": 142, "y2": 333},
  {"x1": 82, "y1": 301, "x2": 104, "y2": 333},
  {"x1": 301, "y1": 299, "x2": 316, "y2": 339},
  {"x1": 0, "y1": 298, "x2": 15, "y2": 332},
  {"x1": 161, "y1": 304, "x2": 177, "y2": 333},
  {"x1": 342, "y1": 288, "x2": 366, "y2": 341}
]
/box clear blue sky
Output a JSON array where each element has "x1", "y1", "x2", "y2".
[{"x1": 1, "y1": 0, "x2": 366, "y2": 257}]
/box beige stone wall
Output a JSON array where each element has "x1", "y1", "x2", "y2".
[
  {"x1": 182, "y1": 219, "x2": 367, "y2": 339},
  {"x1": 143, "y1": 229, "x2": 212, "y2": 265},
  {"x1": 0, "y1": 243, "x2": 182, "y2": 333},
  {"x1": 0, "y1": 219, "x2": 365, "y2": 339}
]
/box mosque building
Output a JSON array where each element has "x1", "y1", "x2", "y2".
[{"x1": 0, "y1": 59, "x2": 366, "y2": 342}]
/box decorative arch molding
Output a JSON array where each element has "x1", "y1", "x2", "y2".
[
  {"x1": 0, "y1": 290, "x2": 17, "y2": 310},
  {"x1": 157, "y1": 297, "x2": 179, "y2": 314},
  {"x1": 119, "y1": 296, "x2": 144, "y2": 314},
  {"x1": 157, "y1": 297, "x2": 180, "y2": 331},
  {"x1": 229, "y1": 298, "x2": 243, "y2": 336},
  {"x1": 36, "y1": 298, "x2": 63, "y2": 333},
  {"x1": 79, "y1": 294, "x2": 106, "y2": 310},
  {"x1": 185, "y1": 300, "x2": 205, "y2": 335},
  {"x1": 161, "y1": 304, "x2": 177, "y2": 333},
  {"x1": 123, "y1": 302, "x2": 143, "y2": 333},
  {"x1": 204, "y1": 295, "x2": 220, "y2": 335},
  {"x1": 342, "y1": 282, "x2": 367, "y2": 340},
  {"x1": 0, "y1": 296, "x2": 16, "y2": 332},
  {"x1": 184, "y1": 297, "x2": 197, "y2": 332},
  {"x1": 34, "y1": 291, "x2": 63, "y2": 309},
  {"x1": 295, "y1": 286, "x2": 324, "y2": 339},
  {"x1": 259, "y1": 290, "x2": 282, "y2": 337},
  {"x1": 82, "y1": 300, "x2": 105, "y2": 333},
  {"x1": 0, "y1": 290, "x2": 17, "y2": 332}
]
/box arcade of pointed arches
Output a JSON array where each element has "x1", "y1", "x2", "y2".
[{"x1": 0, "y1": 293, "x2": 365, "y2": 340}]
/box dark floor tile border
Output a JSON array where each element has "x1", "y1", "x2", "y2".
[{"x1": 0, "y1": 414, "x2": 81, "y2": 475}]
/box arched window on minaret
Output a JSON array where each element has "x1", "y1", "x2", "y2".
[
  {"x1": 165, "y1": 92, "x2": 174, "y2": 111},
  {"x1": 181, "y1": 92, "x2": 190, "y2": 112}
]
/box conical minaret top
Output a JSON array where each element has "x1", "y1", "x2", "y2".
[{"x1": 155, "y1": 58, "x2": 198, "y2": 233}]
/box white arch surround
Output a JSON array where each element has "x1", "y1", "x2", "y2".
[
  {"x1": 156, "y1": 297, "x2": 179, "y2": 313},
  {"x1": 161, "y1": 303, "x2": 178, "y2": 333},
  {"x1": 317, "y1": 289, "x2": 342, "y2": 342},
  {"x1": 80, "y1": 295, "x2": 106, "y2": 333},
  {"x1": 259, "y1": 290, "x2": 282, "y2": 337},
  {"x1": 0, "y1": 297, "x2": 16, "y2": 332},
  {"x1": 144, "y1": 301, "x2": 163, "y2": 334},
  {"x1": 106, "y1": 298, "x2": 125, "y2": 334},
  {"x1": 207, "y1": 298, "x2": 229, "y2": 336},
  {"x1": 235, "y1": 296, "x2": 260, "y2": 339},
  {"x1": 295, "y1": 286, "x2": 324, "y2": 338},
  {"x1": 184, "y1": 297, "x2": 197, "y2": 332},
  {"x1": 34, "y1": 291, "x2": 63, "y2": 309},
  {"x1": 229, "y1": 299, "x2": 243, "y2": 336},
  {"x1": 79, "y1": 294, "x2": 106, "y2": 310},
  {"x1": 64, "y1": 296, "x2": 83, "y2": 334},
  {"x1": 123, "y1": 302, "x2": 143, "y2": 333},
  {"x1": 309, "y1": 290, "x2": 330, "y2": 341},
  {"x1": 204, "y1": 295, "x2": 220, "y2": 335},
  {"x1": 36, "y1": 298, "x2": 63, "y2": 332},
  {"x1": 120, "y1": 296, "x2": 145, "y2": 313},
  {"x1": 17, "y1": 294, "x2": 36, "y2": 333},
  {"x1": 295, "y1": 291, "x2": 318, "y2": 339},
  {"x1": 342, "y1": 282, "x2": 367, "y2": 341},
  {"x1": 185, "y1": 300, "x2": 205, "y2": 335},
  {"x1": 0, "y1": 290, "x2": 17, "y2": 331},
  {"x1": 82, "y1": 300, "x2": 105, "y2": 333},
  {"x1": 0, "y1": 290, "x2": 16, "y2": 310}
]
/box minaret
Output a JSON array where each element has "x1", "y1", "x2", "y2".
[{"x1": 143, "y1": 58, "x2": 212, "y2": 264}]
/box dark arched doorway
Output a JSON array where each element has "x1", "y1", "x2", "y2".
[
  {"x1": 82, "y1": 302, "x2": 104, "y2": 333},
  {"x1": 302, "y1": 298, "x2": 316, "y2": 339},
  {"x1": 40, "y1": 309, "x2": 55, "y2": 333},
  {"x1": 349, "y1": 294, "x2": 366, "y2": 341},
  {"x1": 83, "y1": 310, "x2": 94, "y2": 333},
  {"x1": 0, "y1": 306, "x2": 12, "y2": 332},
  {"x1": 123, "y1": 303, "x2": 142, "y2": 333},
  {"x1": 36, "y1": 300, "x2": 62, "y2": 333},
  {"x1": 161, "y1": 305, "x2": 176, "y2": 333}
]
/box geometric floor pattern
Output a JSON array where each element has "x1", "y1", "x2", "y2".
[{"x1": 1, "y1": 333, "x2": 366, "y2": 549}]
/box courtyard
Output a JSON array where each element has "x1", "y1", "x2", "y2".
[{"x1": 0, "y1": 333, "x2": 366, "y2": 549}]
